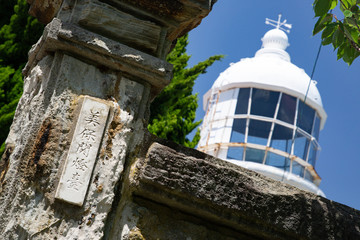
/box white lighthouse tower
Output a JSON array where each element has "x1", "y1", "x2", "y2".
[{"x1": 198, "y1": 15, "x2": 327, "y2": 196}]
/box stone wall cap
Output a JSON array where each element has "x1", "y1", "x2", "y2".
[{"x1": 131, "y1": 140, "x2": 360, "y2": 240}]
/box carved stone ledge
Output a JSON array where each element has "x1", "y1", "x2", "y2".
[
  {"x1": 25, "y1": 0, "x2": 217, "y2": 95},
  {"x1": 24, "y1": 18, "x2": 172, "y2": 94},
  {"x1": 130, "y1": 141, "x2": 360, "y2": 240},
  {"x1": 28, "y1": 0, "x2": 217, "y2": 59}
]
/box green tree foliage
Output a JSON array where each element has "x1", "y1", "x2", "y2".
[
  {"x1": 0, "y1": 67, "x2": 23, "y2": 146},
  {"x1": 313, "y1": 0, "x2": 360, "y2": 65},
  {"x1": 0, "y1": 0, "x2": 43, "y2": 155},
  {"x1": 0, "y1": 0, "x2": 43, "y2": 67},
  {"x1": 148, "y1": 35, "x2": 223, "y2": 148}
]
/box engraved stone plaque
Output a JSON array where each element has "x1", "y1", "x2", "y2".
[{"x1": 55, "y1": 97, "x2": 109, "y2": 206}]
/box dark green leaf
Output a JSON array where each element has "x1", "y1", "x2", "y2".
[
  {"x1": 350, "y1": 4, "x2": 359, "y2": 12},
  {"x1": 337, "y1": 43, "x2": 346, "y2": 59},
  {"x1": 313, "y1": 14, "x2": 333, "y2": 35},
  {"x1": 322, "y1": 23, "x2": 337, "y2": 38},
  {"x1": 354, "y1": 50, "x2": 360, "y2": 60},
  {"x1": 350, "y1": 30, "x2": 359, "y2": 44},
  {"x1": 332, "y1": 28, "x2": 339, "y2": 49},
  {"x1": 314, "y1": 0, "x2": 332, "y2": 17},
  {"x1": 343, "y1": 44, "x2": 356, "y2": 65},
  {"x1": 344, "y1": 23, "x2": 359, "y2": 43},
  {"x1": 332, "y1": 27, "x2": 345, "y2": 49},
  {"x1": 345, "y1": 17, "x2": 358, "y2": 27},
  {"x1": 322, "y1": 34, "x2": 334, "y2": 45}
]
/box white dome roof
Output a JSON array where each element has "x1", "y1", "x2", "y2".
[
  {"x1": 262, "y1": 28, "x2": 289, "y2": 50},
  {"x1": 256, "y1": 28, "x2": 290, "y2": 61},
  {"x1": 204, "y1": 28, "x2": 327, "y2": 129}
]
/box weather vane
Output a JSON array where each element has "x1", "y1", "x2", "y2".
[{"x1": 265, "y1": 14, "x2": 292, "y2": 33}]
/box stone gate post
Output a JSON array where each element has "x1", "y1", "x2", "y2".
[{"x1": 0, "y1": 1, "x2": 217, "y2": 239}]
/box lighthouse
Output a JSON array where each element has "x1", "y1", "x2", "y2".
[{"x1": 198, "y1": 15, "x2": 327, "y2": 196}]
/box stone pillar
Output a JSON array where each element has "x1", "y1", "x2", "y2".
[{"x1": 0, "y1": 1, "x2": 216, "y2": 239}]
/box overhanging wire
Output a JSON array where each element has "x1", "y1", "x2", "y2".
[
  {"x1": 303, "y1": 8, "x2": 331, "y2": 104},
  {"x1": 296, "y1": 32, "x2": 323, "y2": 144},
  {"x1": 304, "y1": 41, "x2": 323, "y2": 104}
]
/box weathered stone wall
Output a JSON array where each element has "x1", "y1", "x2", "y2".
[
  {"x1": 1, "y1": 1, "x2": 360, "y2": 239},
  {"x1": 119, "y1": 137, "x2": 360, "y2": 240},
  {"x1": 0, "y1": 46, "x2": 152, "y2": 240},
  {"x1": 0, "y1": 0, "x2": 216, "y2": 239}
]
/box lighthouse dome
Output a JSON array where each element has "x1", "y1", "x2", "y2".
[
  {"x1": 199, "y1": 18, "x2": 327, "y2": 196},
  {"x1": 205, "y1": 29, "x2": 326, "y2": 128},
  {"x1": 261, "y1": 28, "x2": 289, "y2": 50}
]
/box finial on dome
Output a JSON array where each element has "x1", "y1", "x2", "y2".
[
  {"x1": 255, "y1": 14, "x2": 291, "y2": 61},
  {"x1": 265, "y1": 14, "x2": 292, "y2": 33}
]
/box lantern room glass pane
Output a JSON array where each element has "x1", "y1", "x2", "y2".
[
  {"x1": 294, "y1": 130, "x2": 310, "y2": 160},
  {"x1": 227, "y1": 147, "x2": 244, "y2": 160},
  {"x1": 297, "y1": 101, "x2": 315, "y2": 134},
  {"x1": 272, "y1": 124, "x2": 293, "y2": 140},
  {"x1": 250, "y1": 89, "x2": 280, "y2": 117},
  {"x1": 245, "y1": 148, "x2": 265, "y2": 164},
  {"x1": 292, "y1": 161, "x2": 305, "y2": 177},
  {"x1": 304, "y1": 170, "x2": 314, "y2": 182},
  {"x1": 277, "y1": 94, "x2": 296, "y2": 124},
  {"x1": 308, "y1": 142, "x2": 318, "y2": 167},
  {"x1": 230, "y1": 119, "x2": 246, "y2": 143},
  {"x1": 270, "y1": 124, "x2": 293, "y2": 154},
  {"x1": 312, "y1": 114, "x2": 321, "y2": 141},
  {"x1": 247, "y1": 119, "x2": 271, "y2": 145},
  {"x1": 235, "y1": 88, "x2": 250, "y2": 114},
  {"x1": 265, "y1": 152, "x2": 290, "y2": 171}
]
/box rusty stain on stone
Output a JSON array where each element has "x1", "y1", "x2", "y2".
[
  {"x1": 86, "y1": 213, "x2": 96, "y2": 226},
  {"x1": 0, "y1": 144, "x2": 14, "y2": 186},
  {"x1": 32, "y1": 121, "x2": 52, "y2": 166},
  {"x1": 97, "y1": 185, "x2": 103, "y2": 193},
  {"x1": 102, "y1": 110, "x2": 124, "y2": 160},
  {"x1": 21, "y1": 120, "x2": 53, "y2": 183}
]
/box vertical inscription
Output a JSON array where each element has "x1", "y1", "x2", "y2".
[{"x1": 55, "y1": 97, "x2": 109, "y2": 206}]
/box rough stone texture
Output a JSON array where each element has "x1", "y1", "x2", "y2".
[
  {"x1": 4, "y1": 0, "x2": 360, "y2": 239},
  {"x1": 23, "y1": 18, "x2": 173, "y2": 96},
  {"x1": 120, "y1": 139, "x2": 360, "y2": 240},
  {"x1": 78, "y1": 2, "x2": 162, "y2": 55},
  {"x1": 99, "y1": 0, "x2": 216, "y2": 48},
  {"x1": 107, "y1": 198, "x2": 246, "y2": 240},
  {"x1": 27, "y1": 0, "x2": 216, "y2": 59},
  {"x1": 0, "y1": 0, "x2": 217, "y2": 239},
  {"x1": 27, "y1": 0, "x2": 63, "y2": 24},
  {"x1": 0, "y1": 53, "x2": 150, "y2": 239}
]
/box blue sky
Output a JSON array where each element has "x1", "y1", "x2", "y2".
[{"x1": 186, "y1": 0, "x2": 360, "y2": 210}]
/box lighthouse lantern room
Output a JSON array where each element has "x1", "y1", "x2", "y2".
[{"x1": 198, "y1": 15, "x2": 327, "y2": 196}]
